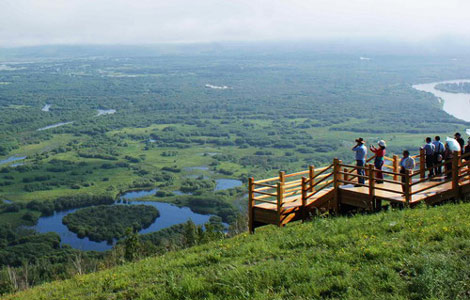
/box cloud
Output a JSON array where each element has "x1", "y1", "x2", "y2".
[{"x1": 1, "y1": 0, "x2": 470, "y2": 47}]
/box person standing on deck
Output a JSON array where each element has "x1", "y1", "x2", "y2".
[
  {"x1": 464, "y1": 138, "x2": 470, "y2": 160},
  {"x1": 352, "y1": 138, "x2": 367, "y2": 185},
  {"x1": 433, "y1": 136, "x2": 445, "y2": 175},
  {"x1": 444, "y1": 143, "x2": 454, "y2": 179},
  {"x1": 464, "y1": 137, "x2": 470, "y2": 153},
  {"x1": 370, "y1": 140, "x2": 386, "y2": 184},
  {"x1": 421, "y1": 137, "x2": 435, "y2": 178},
  {"x1": 455, "y1": 133, "x2": 465, "y2": 150},
  {"x1": 400, "y1": 150, "x2": 415, "y2": 192}
]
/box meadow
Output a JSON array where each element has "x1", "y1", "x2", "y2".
[{"x1": 5, "y1": 202, "x2": 470, "y2": 299}]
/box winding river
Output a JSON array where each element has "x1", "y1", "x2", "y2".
[{"x1": 413, "y1": 79, "x2": 470, "y2": 122}]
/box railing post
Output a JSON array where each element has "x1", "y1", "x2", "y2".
[
  {"x1": 301, "y1": 177, "x2": 307, "y2": 221},
  {"x1": 276, "y1": 182, "x2": 284, "y2": 227},
  {"x1": 420, "y1": 148, "x2": 425, "y2": 179},
  {"x1": 404, "y1": 170, "x2": 411, "y2": 206},
  {"x1": 393, "y1": 155, "x2": 399, "y2": 181},
  {"x1": 332, "y1": 159, "x2": 342, "y2": 212},
  {"x1": 248, "y1": 177, "x2": 255, "y2": 234},
  {"x1": 452, "y1": 151, "x2": 460, "y2": 193},
  {"x1": 309, "y1": 165, "x2": 315, "y2": 193},
  {"x1": 279, "y1": 171, "x2": 285, "y2": 185},
  {"x1": 368, "y1": 164, "x2": 375, "y2": 211},
  {"x1": 343, "y1": 168, "x2": 349, "y2": 183},
  {"x1": 333, "y1": 159, "x2": 341, "y2": 188}
]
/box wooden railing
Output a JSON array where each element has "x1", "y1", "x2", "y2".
[
  {"x1": 249, "y1": 165, "x2": 333, "y2": 206},
  {"x1": 249, "y1": 150, "x2": 470, "y2": 214}
]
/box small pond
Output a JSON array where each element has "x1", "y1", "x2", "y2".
[
  {"x1": 96, "y1": 109, "x2": 116, "y2": 116},
  {"x1": 184, "y1": 166, "x2": 209, "y2": 171},
  {"x1": 32, "y1": 189, "x2": 214, "y2": 252},
  {"x1": 0, "y1": 155, "x2": 27, "y2": 166},
  {"x1": 215, "y1": 179, "x2": 243, "y2": 191},
  {"x1": 37, "y1": 121, "x2": 73, "y2": 131}
]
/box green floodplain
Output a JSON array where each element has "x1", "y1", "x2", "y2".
[{"x1": 0, "y1": 45, "x2": 470, "y2": 295}]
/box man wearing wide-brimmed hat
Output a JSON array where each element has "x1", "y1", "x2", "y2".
[{"x1": 352, "y1": 138, "x2": 367, "y2": 185}]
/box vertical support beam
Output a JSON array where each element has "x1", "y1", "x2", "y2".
[
  {"x1": 276, "y1": 182, "x2": 284, "y2": 227},
  {"x1": 452, "y1": 151, "x2": 460, "y2": 193},
  {"x1": 368, "y1": 164, "x2": 375, "y2": 211},
  {"x1": 333, "y1": 158, "x2": 341, "y2": 213},
  {"x1": 301, "y1": 177, "x2": 307, "y2": 221},
  {"x1": 420, "y1": 148, "x2": 426, "y2": 179},
  {"x1": 404, "y1": 170, "x2": 412, "y2": 206},
  {"x1": 393, "y1": 155, "x2": 399, "y2": 181},
  {"x1": 309, "y1": 165, "x2": 315, "y2": 193},
  {"x1": 248, "y1": 177, "x2": 255, "y2": 234}
]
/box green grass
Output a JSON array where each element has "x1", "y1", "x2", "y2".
[
  {"x1": 5, "y1": 202, "x2": 470, "y2": 299},
  {"x1": 0, "y1": 209, "x2": 39, "y2": 227}
]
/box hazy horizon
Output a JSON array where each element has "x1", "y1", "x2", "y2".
[{"x1": 2, "y1": 0, "x2": 470, "y2": 49}]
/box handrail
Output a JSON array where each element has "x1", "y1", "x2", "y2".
[
  {"x1": 253, "y1": 185, "x2": 277, "y2": 192},
  {"x1": 311, "y1": 164, "x2": 334, "y2": 179},
  {"x1": 284, "y1": 170, "x2": 310, "y2": 178},
  {"x1": 253, "y1": 190, "x2": 277, "y2": 197},
  {"x1": 252, "y1": 198, "x2": 277, "y2": 204},
  {"x1": 305, "y1": 171, "x2": 333, "y2": 188},
  {"x1": 254, "y1": 182, "x2": 277, "y2": 188},
  {"x1": 284, "y1": 179, "x2": 302, "y2": 188},
  {"x1": 284, "y1": 186, "x2": 302, "y2": 194},
  {"x1": 254, "y1": 176, "x2": 279, "y2": 184},
  {"x1": 305, "y1": 180, "x2": 334, "y2": 200},
  {"x1": 252, "y1": 193, "x2": 275, "y2": 200}
]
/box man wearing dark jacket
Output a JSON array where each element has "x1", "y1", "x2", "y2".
[{"x1": 455, "y1": 132, "x2": 465, "y2": 150}]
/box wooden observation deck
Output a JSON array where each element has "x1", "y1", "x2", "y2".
[{"x1": 248, "y1": 150, "x2": 470, "y2": 233}]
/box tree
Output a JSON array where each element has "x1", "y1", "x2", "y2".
[
  {"x1": 123, "y1": 228, "x2": 140, "y2": 262},
  {"x1": 183, "y1": 220, "x2": 197, "y2": 247}
]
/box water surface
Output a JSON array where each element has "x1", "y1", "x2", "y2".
[
  {"x1": 0, "y1": 155, "x2": 27, "y2": 166},
  {"x1": 37, "y1": 121, "x2": 73, "y2": 131},
  {"x1": 185, "y1": 166, "x2": 209, "y2": 171},
  {"x1": 32, "y1": 189, "x2": 213, "y2": 251},
  {"x1": 96, "y1": 109, "x2": 116, "y2": 116},
  {"x1": 215, "y1": 179, "x2": 243, "y2": 191},
  {"x1": 413, "y1": 79, "x2": 470, "y2": 122}
]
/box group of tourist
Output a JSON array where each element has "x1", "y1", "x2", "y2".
[{"x1": 352, "y1": 132, "x2": 470, "y2": 186}]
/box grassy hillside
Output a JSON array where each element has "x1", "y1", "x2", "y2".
[{"x1": 4, "y1": 203, "x2": 470, "y2": 300}]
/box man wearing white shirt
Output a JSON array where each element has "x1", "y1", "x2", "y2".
[
  {"x1": 400, "y1": 150, "x2": 415, "y2": 192},
  {"x1": 422, "y1": 137, "x2": 435, "y2": 177}
]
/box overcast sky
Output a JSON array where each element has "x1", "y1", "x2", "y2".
[{"x1": 1, "y1": 0, "x2": 470, "y2": 47}]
